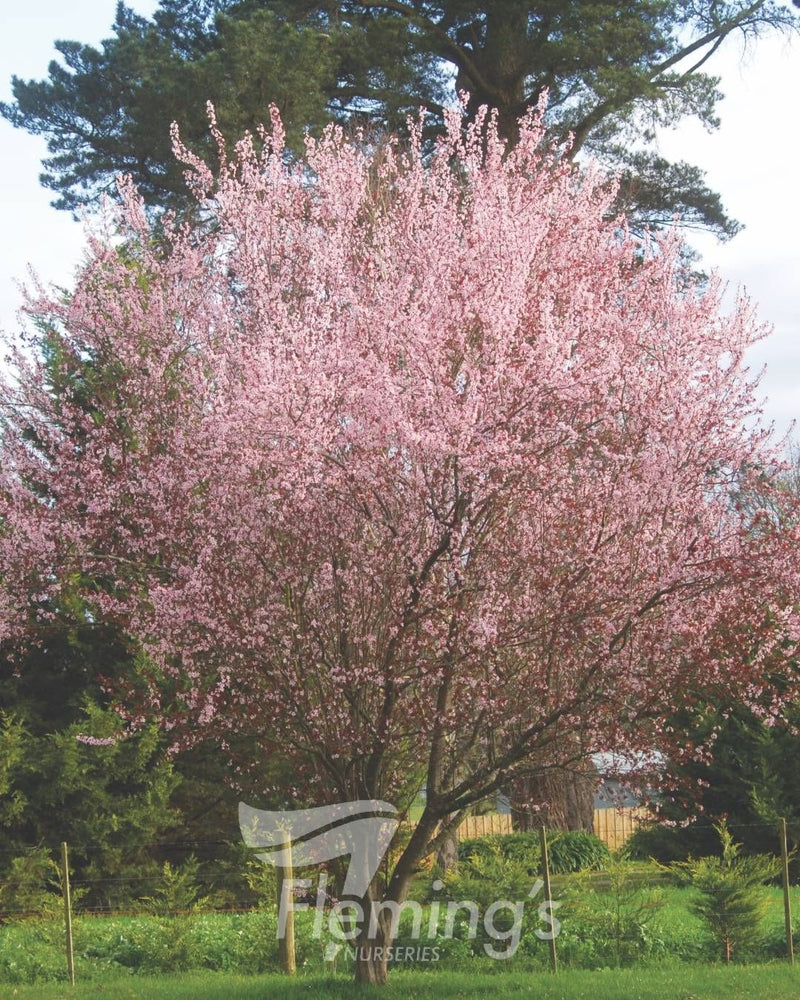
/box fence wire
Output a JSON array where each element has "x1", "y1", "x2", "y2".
[{"x1": 0, "y1": 819, "x2": 796, "y2": 985}]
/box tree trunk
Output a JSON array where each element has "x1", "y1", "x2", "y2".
[
  {"x1": 353, "y1": 931, "x2": 390, "y2": 985},
  {"x1": 349, "y1": 811, "x2": 439, "y2": 983},
  {"x1": 434, "y1": 825, "x2": 459, "y2": 874},
  {"x1": 512, "y1": 761, "x2": 598, "y2": 833},
  {"x1": 455, "y1": 2, "x2": 530, "y2": 144},
  {"x1": 351, "y1": 892, "x2": 393, "y2": 985}
]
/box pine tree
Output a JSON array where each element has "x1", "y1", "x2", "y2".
[{"x1": 2, "y1": 2, "x2": 797, "y2": 232}]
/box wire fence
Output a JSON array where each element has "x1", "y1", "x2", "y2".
[
  {"x1": 0, "y1": 818, "x2": 796, "y2": 985},
  {"x1": 0, "y1": 809, "x2": 643, "y2": 920}
]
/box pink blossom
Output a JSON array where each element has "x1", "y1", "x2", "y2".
[{"x1": 1, "y1": 101, "x2": 798, "y2": 866}]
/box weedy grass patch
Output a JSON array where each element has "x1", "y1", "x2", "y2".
[{"x1": 2, "y1": 885, "x2": 799, "y2": 985}]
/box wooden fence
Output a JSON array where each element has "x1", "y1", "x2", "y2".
[
  {"x1": 592, "y1": 807, "x2": 649, "y2": 851},
  {"x1": 455, "y1": 807, "x2": 647, "y2": 850},
  {"x1": 456, "y1": 813, "x2": 514, "y2": 840}
]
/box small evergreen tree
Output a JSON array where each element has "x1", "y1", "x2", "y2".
[{"x1": 671, "y1": 822, "x2": 782, "y2": 963}]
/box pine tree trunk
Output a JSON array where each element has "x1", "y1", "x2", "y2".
[
  {"x1": 512, "y1": 761, "x2": 598, "y2": 832},
  {"x1": 455, "y1": 2, "x2": 530, "y2": 145}
]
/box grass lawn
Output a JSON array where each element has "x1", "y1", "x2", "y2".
[{"x1": 6, "y1": 964, "x2": 800, "y2": 1000}]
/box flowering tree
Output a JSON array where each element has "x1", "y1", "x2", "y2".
[{"x1": 2, "y1": 103, "x2": 798, "y2": 983}]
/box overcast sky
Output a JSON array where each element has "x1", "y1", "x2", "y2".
[{"x1": 1, "y1": 3, "x2": 798, "y2": 440}]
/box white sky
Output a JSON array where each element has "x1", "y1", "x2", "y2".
[{"x1": 1, "y1": 3, "x2": 798, "y2": 439}]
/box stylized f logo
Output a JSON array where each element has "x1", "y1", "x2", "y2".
[{"x1": 239, "y1": 799, "x2": 399, "y2": 897}]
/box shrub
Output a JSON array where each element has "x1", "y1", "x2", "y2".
[
  {"x1": 456, "y1": 832, "x2": 541, "y2": 868},
  {"x1": 133, "y1": 857, "x2": 214, "y2": 915},
  {"x1": 444, "y1": 840, "x2": 540, "y2": 910},
  {"x1": 547, "y1": 831, "x2": 610, "y2": 874},
  {"x1": 557, "y1": 860, "x2": 667, "y2": 967},
  {"x1": 623, "y1": 822, "x2": 709, "y2": 864},
  {"x1": 456, "y1": 829, "x2": 610, "y2": 874},
  {"x1": 0, "y1": 849, "x2": 61, "y2": 920}
]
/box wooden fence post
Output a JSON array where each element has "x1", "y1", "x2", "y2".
[
  {"x1": 539, "y1": 826, "x2": 558, "y2": 974},
  {"x1": 60, "y1": 842, "x2": 76, "y2": 986},
  {"x1": 780, "y1": 817, "x2": 794, "y2": 965},
  {"x1": 277, "y1": 831, "x2": 297, "y2": 975}
]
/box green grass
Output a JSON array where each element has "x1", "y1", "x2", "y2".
[{"x1": 4, "y1": 963, "x2": 800, "y2": 1000}]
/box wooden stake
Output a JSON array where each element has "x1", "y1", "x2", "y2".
[
  {"x1": 539, "y1": 826, "x2": 558, "y2": 974},
  {"x1": 60, "y1": 842, "x2": 76, "y2": 986},
  {"x1": 277, "y1": 831, "x2": 297, "y2": 975},
  {"x1": 780, "y1": 817, "x2": 794, "y2": 965}
]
